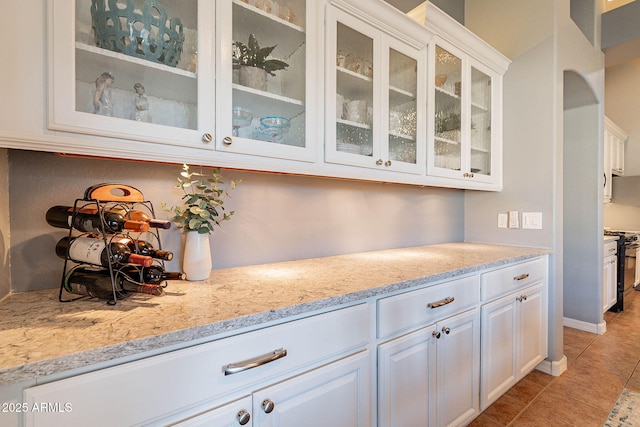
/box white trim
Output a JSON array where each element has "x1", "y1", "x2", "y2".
[
  {"x1": 535, "y1": 355, "x2": 567, "y2": 377},
  {"x1": 563, "y1": 317, "x2": 607, "y2": 335}
]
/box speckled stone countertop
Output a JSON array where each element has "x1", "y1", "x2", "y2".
[{"x1": 0, "y1": 242, "x2": 550, "y2": 387}]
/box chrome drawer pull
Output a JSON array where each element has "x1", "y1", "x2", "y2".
[
  {"x1": 427, "y1": 296, "x2": 455, "y2": 309},
  {"x1": 223, "y1": 348, "x2": 288, "y2": 376},
  {"x1": 513, "y1": 273, "x2": 530, "y2": 281}
]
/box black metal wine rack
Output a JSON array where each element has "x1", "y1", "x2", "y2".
[{"x1": 57, "y1": 184, "x2": 167, "y2": 305}]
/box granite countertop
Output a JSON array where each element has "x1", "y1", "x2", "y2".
[{"x1": 0, "y1": 242, "x2": 551, "y2": 386}]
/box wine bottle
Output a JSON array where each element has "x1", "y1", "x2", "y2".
[
  {"x1": 63, "y1": 265, "x2": 122, "y2": 300},
  {"x1": 64, "y1": 266, "x2": 164, "y2": 298},
  {"x1": 46, "y1": 205, "x2": 150, "y2": 233},
  {"x1": 114, "y1": 208, "x2": 172, "y2": 230},
  {"x1": 117, "y1": 265, "x2": 185, "y2": 284},
  {"x1": 56, "y1": 236, "x2": 153, "y2": 267},
  {"x1": 120, "y1": 281, "x2": 165, "y2": 296},
  {"x1": 111, "y1": 236, "x2": 174, "y2": 261}
]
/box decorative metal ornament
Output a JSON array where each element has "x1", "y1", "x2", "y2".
[{"x1": 90, "y1": 0, "x2": 184, "y2": 67}]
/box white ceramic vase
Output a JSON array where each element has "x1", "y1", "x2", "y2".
[{"x1": 183, "y1": 232, "x2": 212, "y2": 281}]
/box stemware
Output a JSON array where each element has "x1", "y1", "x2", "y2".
[{"x1": 232, "y1": 106, "x2": 253, "y2": 136}]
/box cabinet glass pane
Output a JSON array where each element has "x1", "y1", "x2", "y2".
[
  {"x1": 231, "y1": 0, "x2": 306, "y2": 147},
  {"x1": 336, "y1": 23, "x2": 373, "y2": 157},
  {"x1": 434, "y1": 46, "x2": 461, "y2": 171},
  {"x1": 471, "y1": 67, "x2": 492, "y2": 176},
  {"x1": 75, "y1": 0, "x2": 198, "y2": 129},
  {"x1": 389, "y1": 49, "x2": 417, "y2": 165}
]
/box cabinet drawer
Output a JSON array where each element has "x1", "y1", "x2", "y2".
[
  {"x1": 377, "y1": 275, "x2": 480, "y2": 339},
  {"x1": 604, "y1": 240, "x2": 618, "y2": 257},
  {"x1": 23, "y1": 304, "x2": 369, "y2": 427},
  {"x1": 481, "y1": 257, "x2": 546, "y2": 301}
]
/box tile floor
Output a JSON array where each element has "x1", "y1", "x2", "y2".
[{"x1": 469, "y1": 289, "x2": 640, "y2": 426}]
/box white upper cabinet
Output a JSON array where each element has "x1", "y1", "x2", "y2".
[
  {"x1": 215, "y1": 0, "x2": 318, "y2": 162},
  {"x1": 324, "y1": 4, "x2": 427, "y2": 175},
  {"x1": 14, "y1": 0, "x2": 509, "y2": 190},
  {"x1": 428, "y1": 38, "x2": 500, "y2": 186},
  {"x1": 410, "y1": 3, "x2": 509, "y2": 190},
  {"x1": 47, "y1": 0, "x2": 215, "y2": 151}
]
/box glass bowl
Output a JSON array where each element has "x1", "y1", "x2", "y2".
[
  {"x1": 258, "y1": 116, "x2": 291, "y2": 143},
  {"x1": 232, "y1": 107, "x2": 253, "y2": 128},
  {"x1": 259, "y1": 116, "x2": 291, "y2": 133}
]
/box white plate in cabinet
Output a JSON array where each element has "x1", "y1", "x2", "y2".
[
  {"x1": 377, "y1": 275, "x2": 480, "y2": 339},
  {"x1": 23, "y1": 304, "x2": 369, "y2": 427},
  {"x1": 481, "y1": 258, "x2": 546, "y2": 302}
]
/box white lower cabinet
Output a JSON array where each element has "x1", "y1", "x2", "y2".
[
  {"x1": 378, "y1": 308, "x2": 480, "y2": 427},
  {"x1": 602, "y1": 239, "x2": 618, "y2": 313},
  {"x1": 480, "y1": 259, "x2": 547, "y2": 410},
  {"x1": 23, "y1": 304, "x2": 370, "y2": 427},
  {"x1": 377, "y1": 276, "x2": 481, "y2": 427},
  {"x1": 174, "y1": 351, "x2": 370, "y2": 427}
]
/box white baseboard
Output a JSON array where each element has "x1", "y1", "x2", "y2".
[
  {"x1": 562, "y1": 317, "x2": 606, "y2": 335},
  {"x1": 536, "y1": 355, "x2": 567, "y2": 377}
]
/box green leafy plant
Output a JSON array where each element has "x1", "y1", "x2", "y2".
[
  {"x1": 163, "y1": 164, "x2": 239, "y2": 234},
  {"x1": 232, "y1": 33, "x2": 289, "y2": 76}
]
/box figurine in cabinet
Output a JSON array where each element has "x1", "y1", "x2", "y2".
[
  {"x1": 132, "y1": 82, "x2": 151, "y2": 123},
  {"x1": 93, "y1": 72, "x2": 114, "y2": 116}
]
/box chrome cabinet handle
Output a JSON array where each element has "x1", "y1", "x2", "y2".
[
  {"x1": 442, "y1": 326, "x2": 451, "y2": 335},
  {"x1": 516, "y1": 295, "x2": 528, "y2": 302},
  {"x1": 513, "y1": 273, "x2": 530, "y2": 281},
  {"x1": 223, "y1": 348, "x2": 287, "y2": 375},
  {"x1": 432, "y1": 330, "x2": 441, "y2": 339},
  {"x1": 202, "y1": 133, "x2": 213, "y2": 143},
  {"x1": 384, "y1": 160, "x2": 392, "y2": 167},
  {"x1": 237, "y1": 410, "x2": 251, "y2": 425},
  {"x1": 427, "y1": 296, "x2": 455, "y2": 309},
  {"x1": 376, "y1": 159, "x2": 384, "y2": 166},
  {"x1": 262, "y1": 399, "x2": 275, "y2": 414},
  {"x1": 223, "y1": 136, "x2": 233, "y2": 146}
]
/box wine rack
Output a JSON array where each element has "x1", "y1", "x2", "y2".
[{"x1": 54, "y1": 183, "x2": 169, "y2": 305}]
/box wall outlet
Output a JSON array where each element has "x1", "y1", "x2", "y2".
[
  {"x1": 508, "y1": 211, "x2": 519, "y2": 228},
  {"x1": 498, "y1": 213, "x2": 508, "y2": 228}
]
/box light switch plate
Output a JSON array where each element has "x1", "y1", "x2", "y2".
[
  {"x1": 522, "y1": 212, "x2": 543, "y2": 229},
  {"x1": 498, "y1": 213, "x2": 508, "y2": 228},
  {"x1": 508, "y1": 211, "x2": 519, "y2": 228}
]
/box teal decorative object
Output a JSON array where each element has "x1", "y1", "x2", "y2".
[{"x1": 90, "y1": 0, "x2": 184, "y2": 67}]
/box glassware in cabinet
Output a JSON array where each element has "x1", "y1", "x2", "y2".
[
  {"x1": 217, "y1": 0, "x2": 315, "y2": 162},
  {"x1": 48, "y1": 0, "x2": 215, "y2": 149},
  {"x1": 433, "y1": 44, "x2": 462, "y2": 173},
  {"x1": 470, "y1": 66, "x2": 492, "y2": 177},
  {"x1": 326, "y1": 5, "x2": 425, "y2": 174}
]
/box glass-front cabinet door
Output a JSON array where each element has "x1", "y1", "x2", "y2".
[
  {"x1": 325, "y1": 6, "x2": 425, "y2": 174},
  {"x1": 429, "y1": 39, "x2": 497, "y2": 184},
  {"x1": 432, "y1": 44, "x2": 463, "y2": 175},
  {"x1": 48, "y1": 0, "x2": 214, "y2": 149},
  {"x1": 470, "y1": 64, "x2": 493, "y2": 180},
  {"x1": 216, "y1": 0, "x2": 316, "y2": 162}
]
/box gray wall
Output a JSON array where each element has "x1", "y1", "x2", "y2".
[
  {"x1": 8, "y1": 149, "x2": 464, "y2": 292},
  {"x1": 464, "y1": 0, "x2": 605, "y2": 365},
  {"x1": 563, "y1": 104, "x2": 602, "y2": 324}
]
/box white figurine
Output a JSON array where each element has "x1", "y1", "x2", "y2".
[
  {"x1": 132, "y1": 82, "x2": 151, "y2": 123},
  {"x1": 93, "y1": 72, "x2": 114, "y2": 116}
]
